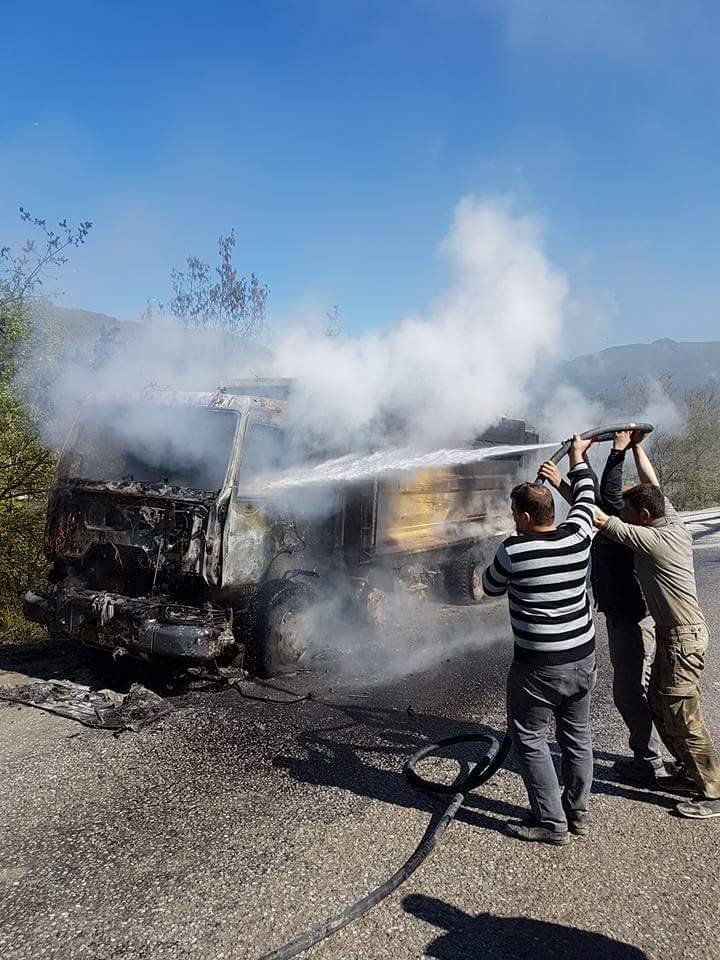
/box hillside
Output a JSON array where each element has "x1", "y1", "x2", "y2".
[
  {"x1": 30, "y1": 300, "x2": 139, "y2": 340},
  {"x1": 564, "y1": 338, "x2": 720, "y2": 397},
  {"x1": 27, "y1": 302, "x2": 271, "y2": 371}
]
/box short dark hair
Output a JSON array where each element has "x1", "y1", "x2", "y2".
[
  {"x1": 622, "y1": 483, "x2": 666, "y2": 520},
  {"x1": 511, "y1": 482, "x2": 555, "y2": 526}
]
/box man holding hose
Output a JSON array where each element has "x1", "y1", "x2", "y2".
[
  {"x1": 482, "y1": 434, "x2": 596, "y2": 845},
  {"x1": 549, "y1": 431, "x2": 667, "y2": 784},
  {"x1": 592, "y1": 433, "x2": 720, "y2": 818}
]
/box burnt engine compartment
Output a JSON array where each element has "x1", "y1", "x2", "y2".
[
  {"x1": 46, "y1": 480, "x2": 215, "y2": 605},
  {"x1": 27, "y1": 479, "x2": 239, "y2": 663}
]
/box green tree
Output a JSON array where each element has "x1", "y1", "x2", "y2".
[
  {"x1": 0, "y1": 209, "x2": 92, "y2": 636},
  {"x1": 148, "y1": 229, "x2": 269, "y2": 338},
  {"x1": 596, "y1": 371, "x2": 720, "y2": 509},
  {"x1": 649, "y1": 382, "x2": 720, "y2": 509}
]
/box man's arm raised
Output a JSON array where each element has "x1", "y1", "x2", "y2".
[
  {"x1": 630, "y1": 430, "x2": 677, "y2": 518},
  {"x1": 564, "y1": 434, "x2": 596, "y2": 536},
  {"x1": 599, "y1": 431, "x2": 630, "y2": 516},
  {"x1": 631, "y1": 431, "x2": 660, "y2": 487},
  {"x1": 537, "y1": 460, "x2": 573, "y2": 505}
]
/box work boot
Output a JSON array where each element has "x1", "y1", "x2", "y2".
[
  {"x1": 561, "y1": 801, "x2": 590, "y2": 837},
  {"x1": 506, "y1": 821, "x2": 569, "y2": 846},
  {"x1": 613, "y1": 757, "x2": 668, "y2": 785},
  {"x1": 566, "y1": 812, "x2": 590, "y2": 837},
  {"x1": 674, "y1": 797, "x2": 720, "y2": 819},
  {"x1": 653, "y1": 770, "x2": 697, "y2": 795}
]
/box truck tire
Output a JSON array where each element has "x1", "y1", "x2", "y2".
[
  {"x1": 444, "y1": 545, "x2": 491, "y2": 604},
  {"x1": 253, "y1": 582, "x2": 316, "y2": 677}
]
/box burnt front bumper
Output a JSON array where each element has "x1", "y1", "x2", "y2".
[{"x1": 24, "y1": 587, "x2": 234, "y2": 661}]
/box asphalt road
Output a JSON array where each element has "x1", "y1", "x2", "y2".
[{"x1": 1, "y1": 545, "x2": 720, "y2": 960}]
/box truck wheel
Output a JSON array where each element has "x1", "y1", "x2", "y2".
[
  {"x1": 444, "y1": 547, "x2": 486, "y2": 604},
  {"x1": 254, "y1": 584, "x2": 315, "y2": 677}
]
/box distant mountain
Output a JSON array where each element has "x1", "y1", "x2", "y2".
[
  {"x1": 29, "y1": 301, "x2": 140, "y2": 359},
  {"x1": 565, "y1": 338, "x2": 720, "y2": 397},
  {"x1": 28, "y1": 302, "x2": 271, "y2": 369},
  {"x1": 31, "y1": 301, "x2": 137, "y2": 335}
]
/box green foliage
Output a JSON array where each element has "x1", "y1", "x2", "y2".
[
  {"x1": 649, "y1": 382, "x2": 720, "y2": 509},
  {"x1": 0, "y1": 497, "x2": 49, "y2": 638},
  {"x1": 147, "y1": 229, "x2": 269, "y2": 338},
  {"x1": 0, "y1": 210, "x2": 92, "y2": 635},
  {"x1": 596, "y1": 371, "x2": 720, "y2": 508}
]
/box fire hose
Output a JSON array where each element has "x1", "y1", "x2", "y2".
[
  {"x1": 258, "y1": 420, "x2": 654, "y2": 960},
  {"x1": 537, "y1": 422, "x2": 654, "y2": 481},
  {"x1": 259, "y1": 731, "x2": 511, "y2": 960}
]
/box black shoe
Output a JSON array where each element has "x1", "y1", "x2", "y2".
[
  {"x1": 506, "y1": 821, "x2": 570, "y2": 845},
  {"x1": 653, "y1": 771, "x2": 697, "y2": 795},
  {"x1": 613, "y1": 757, "x2": 668, "y2": 785},
  {"x1": 663, "y1": 760, "x2": 684, "y2": 776},
  {"x1": 567, "y1": 813, "x2": 590, "y2": 837}
]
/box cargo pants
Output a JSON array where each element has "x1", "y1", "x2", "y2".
[
  {"x1": 648, "y1": 623, "x2": 720, "y2": 799},
  {"x1": 605, "y1": 615, "x2": 664, "y2": 767}
]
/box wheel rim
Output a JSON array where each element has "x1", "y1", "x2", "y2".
[
  {"x1": 274, "y1": 608, "x2": 308, "y2": 664},
  {"x1": 470, "y1": 563, "x2": 484, "y2": 601}
]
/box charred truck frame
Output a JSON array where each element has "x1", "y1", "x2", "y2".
[{"x1": 25, "y1": 381, "x2": 538, "y2": 674}]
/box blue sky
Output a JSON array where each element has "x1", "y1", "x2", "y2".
[{"x1": 2, "y1": 0, "x2": 719, "y2": 349}]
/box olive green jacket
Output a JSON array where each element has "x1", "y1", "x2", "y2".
[{"x1": 602, "y1": 501, "x2": 705, "y2": 629}]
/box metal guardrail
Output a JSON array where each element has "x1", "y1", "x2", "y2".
[
  {"x1": 681, "y1": 508, "x2": 720, "y2": 546},
  {"x1": 681, "y1": 508, "x2": 720, "y2": 525}
]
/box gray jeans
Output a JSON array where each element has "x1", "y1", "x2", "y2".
[
  {"x1": 606, "y1": 615, "x2": 664, "y2": 766},
  {"x1": 507, "y1": 654, "x2": 596, "y2": 833}
]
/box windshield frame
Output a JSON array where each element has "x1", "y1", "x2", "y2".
[{"x1": 58, "y1": 403, "x2": 243, "y2": 494}]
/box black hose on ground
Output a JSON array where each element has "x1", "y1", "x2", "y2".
[
  {"x1": 258, "y1": 730, "x2": 512, "y2": 960},
  {"x1": 232, "y1": 677, "x2": 315, "y2": 705}
]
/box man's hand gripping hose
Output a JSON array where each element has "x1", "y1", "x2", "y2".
[{"x1": 258, "y1": 730, "x2": 512, "y2": 960}]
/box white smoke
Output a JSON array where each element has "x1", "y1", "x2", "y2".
[
  {"x1": 536, "y1": 384, "x2": 605, "y2": 445},
  {"x1": 287, "y1": 589, "x2": 511, "y2": 686},
  {"x1": 273, "y1": 196, "x2": 567, "y2": 450},
  {"x1": 535, "y1": 377, "x2": 684, "y2": 446},
  {"x1": 22, "y1": 195, "x2": 572, "y2": 459},
  {"x1": 638, "y1": 379, "x2": 684, "y2": 435}
]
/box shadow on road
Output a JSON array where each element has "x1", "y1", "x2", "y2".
[
  {"x1": 0, "y1": 633, "x2": 184, "y2": 695},
  {"x1": 403, "y1": 893, "x2": 649, "y2": 959},
  {"x1": 591, "y1": 748, "x2": 678, "y2": 810},
  {"x1": 272, "y1": 699, "x2": 527, "y2": 836},
  {"x1": 272, "y1": 699, "x2": 678, "y2": 841}
]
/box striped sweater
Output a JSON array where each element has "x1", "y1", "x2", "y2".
[{"x1": 482, "y1": 464, "x2": 596, "y2": 666}]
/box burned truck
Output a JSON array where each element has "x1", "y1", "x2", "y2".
[{"x1": 24, "y1": 381, "x2": 538, "y2": 674}]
